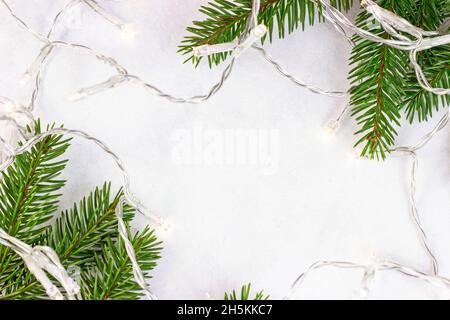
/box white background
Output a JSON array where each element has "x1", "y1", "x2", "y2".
[{"x1": 0, "y1": 0, "x2": 449, "y2": 299}]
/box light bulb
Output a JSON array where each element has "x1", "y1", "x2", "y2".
[
  {"x1": 160, "y1": 220, "x2": 173, "y2": 233},
  {"x1": 0, "y1": 100, "x2": 16, "y2": 114},
  {"x1": 348, "y1": 147, "x2": 364, "y2": 161},
  {"x1": 156, "y1": 219, "x2": 174, "y2": 239},
  {"x1": 67, "y1": 91, "x2": 86, "y2": 102},
  {"x1": 253, "y1": 24, "x2": 267, "y2": 38},
  {"x1": 120, "y1": 23, "x2": 139, "y2": 38},
  {"x1": 20, "y1": 71, "x2": 32, "y2": 85},
  {"x1": 323, "y1": 119, "x2": 339, "y2": 135},
  {"x1": 193, "y1": 45, "x2": 210, "y2": 57},
  {"x1": 359, "y1": 287, "x2": 369, "y2": 299}
]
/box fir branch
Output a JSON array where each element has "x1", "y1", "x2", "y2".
[
  {"x1": 0, "y1": 123, "x2": 162, "y2": 300},
  {"x1": 0, "y1": 121, "x2": 70, "y2": 286},
  {"x1": 348, "y1": 0, "x2": 413, "y2": 160},
  {"x1": 403, "y1": 0, "x2": 450, "y2": 123},
  {"x1": 48, "y1": 183, "x2": 134, "y2": 267},
  {"x1": 224, "y1": 283, "x2": 269, "y2": 300},
  {"x1": 80, "y1": 227, "x2": 162, "y2": 300},
  {"x1": 1, "y1": 184, "x2": 154, "y2": 300},
  {"x1": 179, "y1": 0, "x2": 354, "y2": 67}
]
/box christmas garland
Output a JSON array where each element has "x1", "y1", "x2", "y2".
[{"x1": 0, "y1": 0, "x2": 449, "y2": 299}]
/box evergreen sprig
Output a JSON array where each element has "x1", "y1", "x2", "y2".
[
  {"x1": 348, "y1": 0, "x2": 411, "y2": 160},
  {"x1": 224, "y1": 283, "x2": 269, "y2": 300},
  {"x1": 0, "y1": 121, "x2": 71, "y2": 290},
  {"x1": 179, "y1": 0, "x2": 354, "y2": 67},
  {"x1": 80, "y1": 227, "x2": 161, "y2": 300},
  {"x1": 0, "y1": 121, "x2": 162, "y2": 300},
  {"x1": 349, "y1": 0, "x2": 449, "y2": 159},
  {"x1": 403, "y1": 0, "x2": 450, "y2": 123},
  {"x1": 182, "y1": 0, "x2": 449, "y2": 160}
]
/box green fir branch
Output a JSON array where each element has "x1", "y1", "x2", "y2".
[
  {"x1": 179, "y1": 0, "x2": 354, "y2": 67},
  {"x1": 0, "y1": 121, "x2": 162, "y2": 300},
  {"x1": 80, "y1": 227, "x2": 162, "y2": 300},
  {"x1": 349, "y1": 0, "x2": 449, "y2": 159},
  {"x1": 403, "y1": 0, "x2": 450, "y2": 123},
  {"x1": 0, "y1": 121, "x2": 70, "y2": 288},
  {"x1": 224, "y1": 283, "x2": 269, "y2": 300},
  {"x1": 48, "y1": 183, "x2": 134, "y2": 267},
  {"x1": 348, "y1": 0, "x2": 413, "y2": 160}
]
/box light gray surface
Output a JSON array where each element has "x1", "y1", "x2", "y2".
[{"x1": 0, "y1": 0, "x2": 449, "y2": 299}]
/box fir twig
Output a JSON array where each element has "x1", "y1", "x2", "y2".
[
  {"x1": 349, "y1": 0, "x2": 412, "y2": 159},
  {"x1": 0, "y1": 121, "x2": 162, "y2": 300},
  {"x1": 0, "y1": 121, "x2": 70, "y2": 288},
  {"x1": 80, "y1": 227, "x2": 161, "y2": 300},
  {"x1": 349, "y1": 0, "x2": 449, "y2": 159},
  {"x1": 403, "y1": 0, "x2": 450, "y2": 123},
  {"x1": 179, "y1": 0, "x2": 354, "y2": 67},
  {"x1": 224, "y1": 283, "x2": 269, "y2": 300}
]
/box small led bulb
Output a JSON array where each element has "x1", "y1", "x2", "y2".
[
  {"x1": 193, "y1": 45, "x2": 210, "y2": 57},
  {"x1": 348, "y1": 147, "x2": 363, "y2": 160},
  {"x1": 20, "y1": 71, "x2": 32, "y2": 85},
  {"x1": 323, "y1": 119, "x2": 339, "y2": 135},
  {"x1": 359, "y1": 287, "x2": 369, "y2": 299},
  {"x1": 1, "y1": 100, "x2": 17, "y2": 114},
  {"x1": 67, "y1": 91, "x2": 87, "y2": 102},
  {"x1": 159, "y1": 219, "x2": 174, "y2": 234},
  {"x1": 120, "y1": 23, "x2": 139, "y2": 38},
  {"x1": 252, "y1": 24, "x2": 267, "y2": 38}
]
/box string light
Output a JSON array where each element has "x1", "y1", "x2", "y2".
[
  {"x1": 284, "y1": 258, "x2": 450, "y2": 300},
  {"x1": 322, "y1": 103, "x2": 350, "y2": 136},
  {"x1": 82, "y1": 0, "x2": 133, "y2": 33},
  {"x1": 120, "y1": 23, "x2": 139, "y2": 38},
  {"x1": 67, "y1": 74, "x2": 128, "y2": 101},
  {"x1": 0, "y1": 0, "x2": 448, "y2": 300}
]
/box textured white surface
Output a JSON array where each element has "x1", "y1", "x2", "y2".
[{"x1": 0, "y1": 0, "x2": 449, "y2": 299}]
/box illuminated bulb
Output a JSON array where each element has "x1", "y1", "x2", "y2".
[
  {"x1": 323, "y1": 119, "x2": 339, "y2": 135},
  {"x1": 159, "y1": 220, "x2": 173, "y2": 234},
  {"x1": 193, "y1": 45, "x2": 210, "y2": 57},
  {"x1": 67, "y1": 91, "x2": 87, "y2": 102},
  {"x1": 194, "y1": 41, "x2": 239, "y2": 57},
  {"x1": 359, "y1": 287, "x2": 369, "y2": 299},
  {"x1": 233, "y1": 24, "x2": 268, "y2": 58},
  {"x1": 20, "y1": 71, "x2": 32, "y2": 85},
  {"x1": 252, "y1": 24, "x2": 267, "y2": 38},
  {"x1": 155, "y1": 219, "x2": 174, "y2": 239},
  {"x1": 0, "y1": 100, "x2": 17, "y2": 115},
  {"x1": 349, "y1": 149, "x2": 361, "y2": 160},
  {"x1": 120, "y1": 23, "x2": 139, "y2": 38},
  {"x1": 360, "y1": 0, "x2": 371, "y2": 8}
]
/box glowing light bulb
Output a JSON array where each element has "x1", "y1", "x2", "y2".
[
  {"x1": 1, "y1": 101, "x2": 16, "y2": 114},
  {"x1": 159, "y1": 220, "x2": 173, "y2": 234},
  {"x1": 20, "y1": 71, "x2": 32, "y2": 85},
  {"x1": 348, "y1": 147, "x2": 364, "y2": 161},
  {"x1": 359, "y1": 287, "x2": 369, "y2": 299},
  {"x1": 67, "y1": 91, "x2": 86, "y2": 102},
  {"x1": 120, "y1": 23, "x2": 139, "y2": 38},
  {"x1": 156, "y1": 218, "x2": 174, "y2": 239},
  {"x1": 253, "y1": 24, "x2": 267, "y2": 38},
  {"x1": 323, "y1": 119, "x2": 339, "y2": 135},
  {"x1": 193, "y1": 45, "x2": 210, "y2": 57}
]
